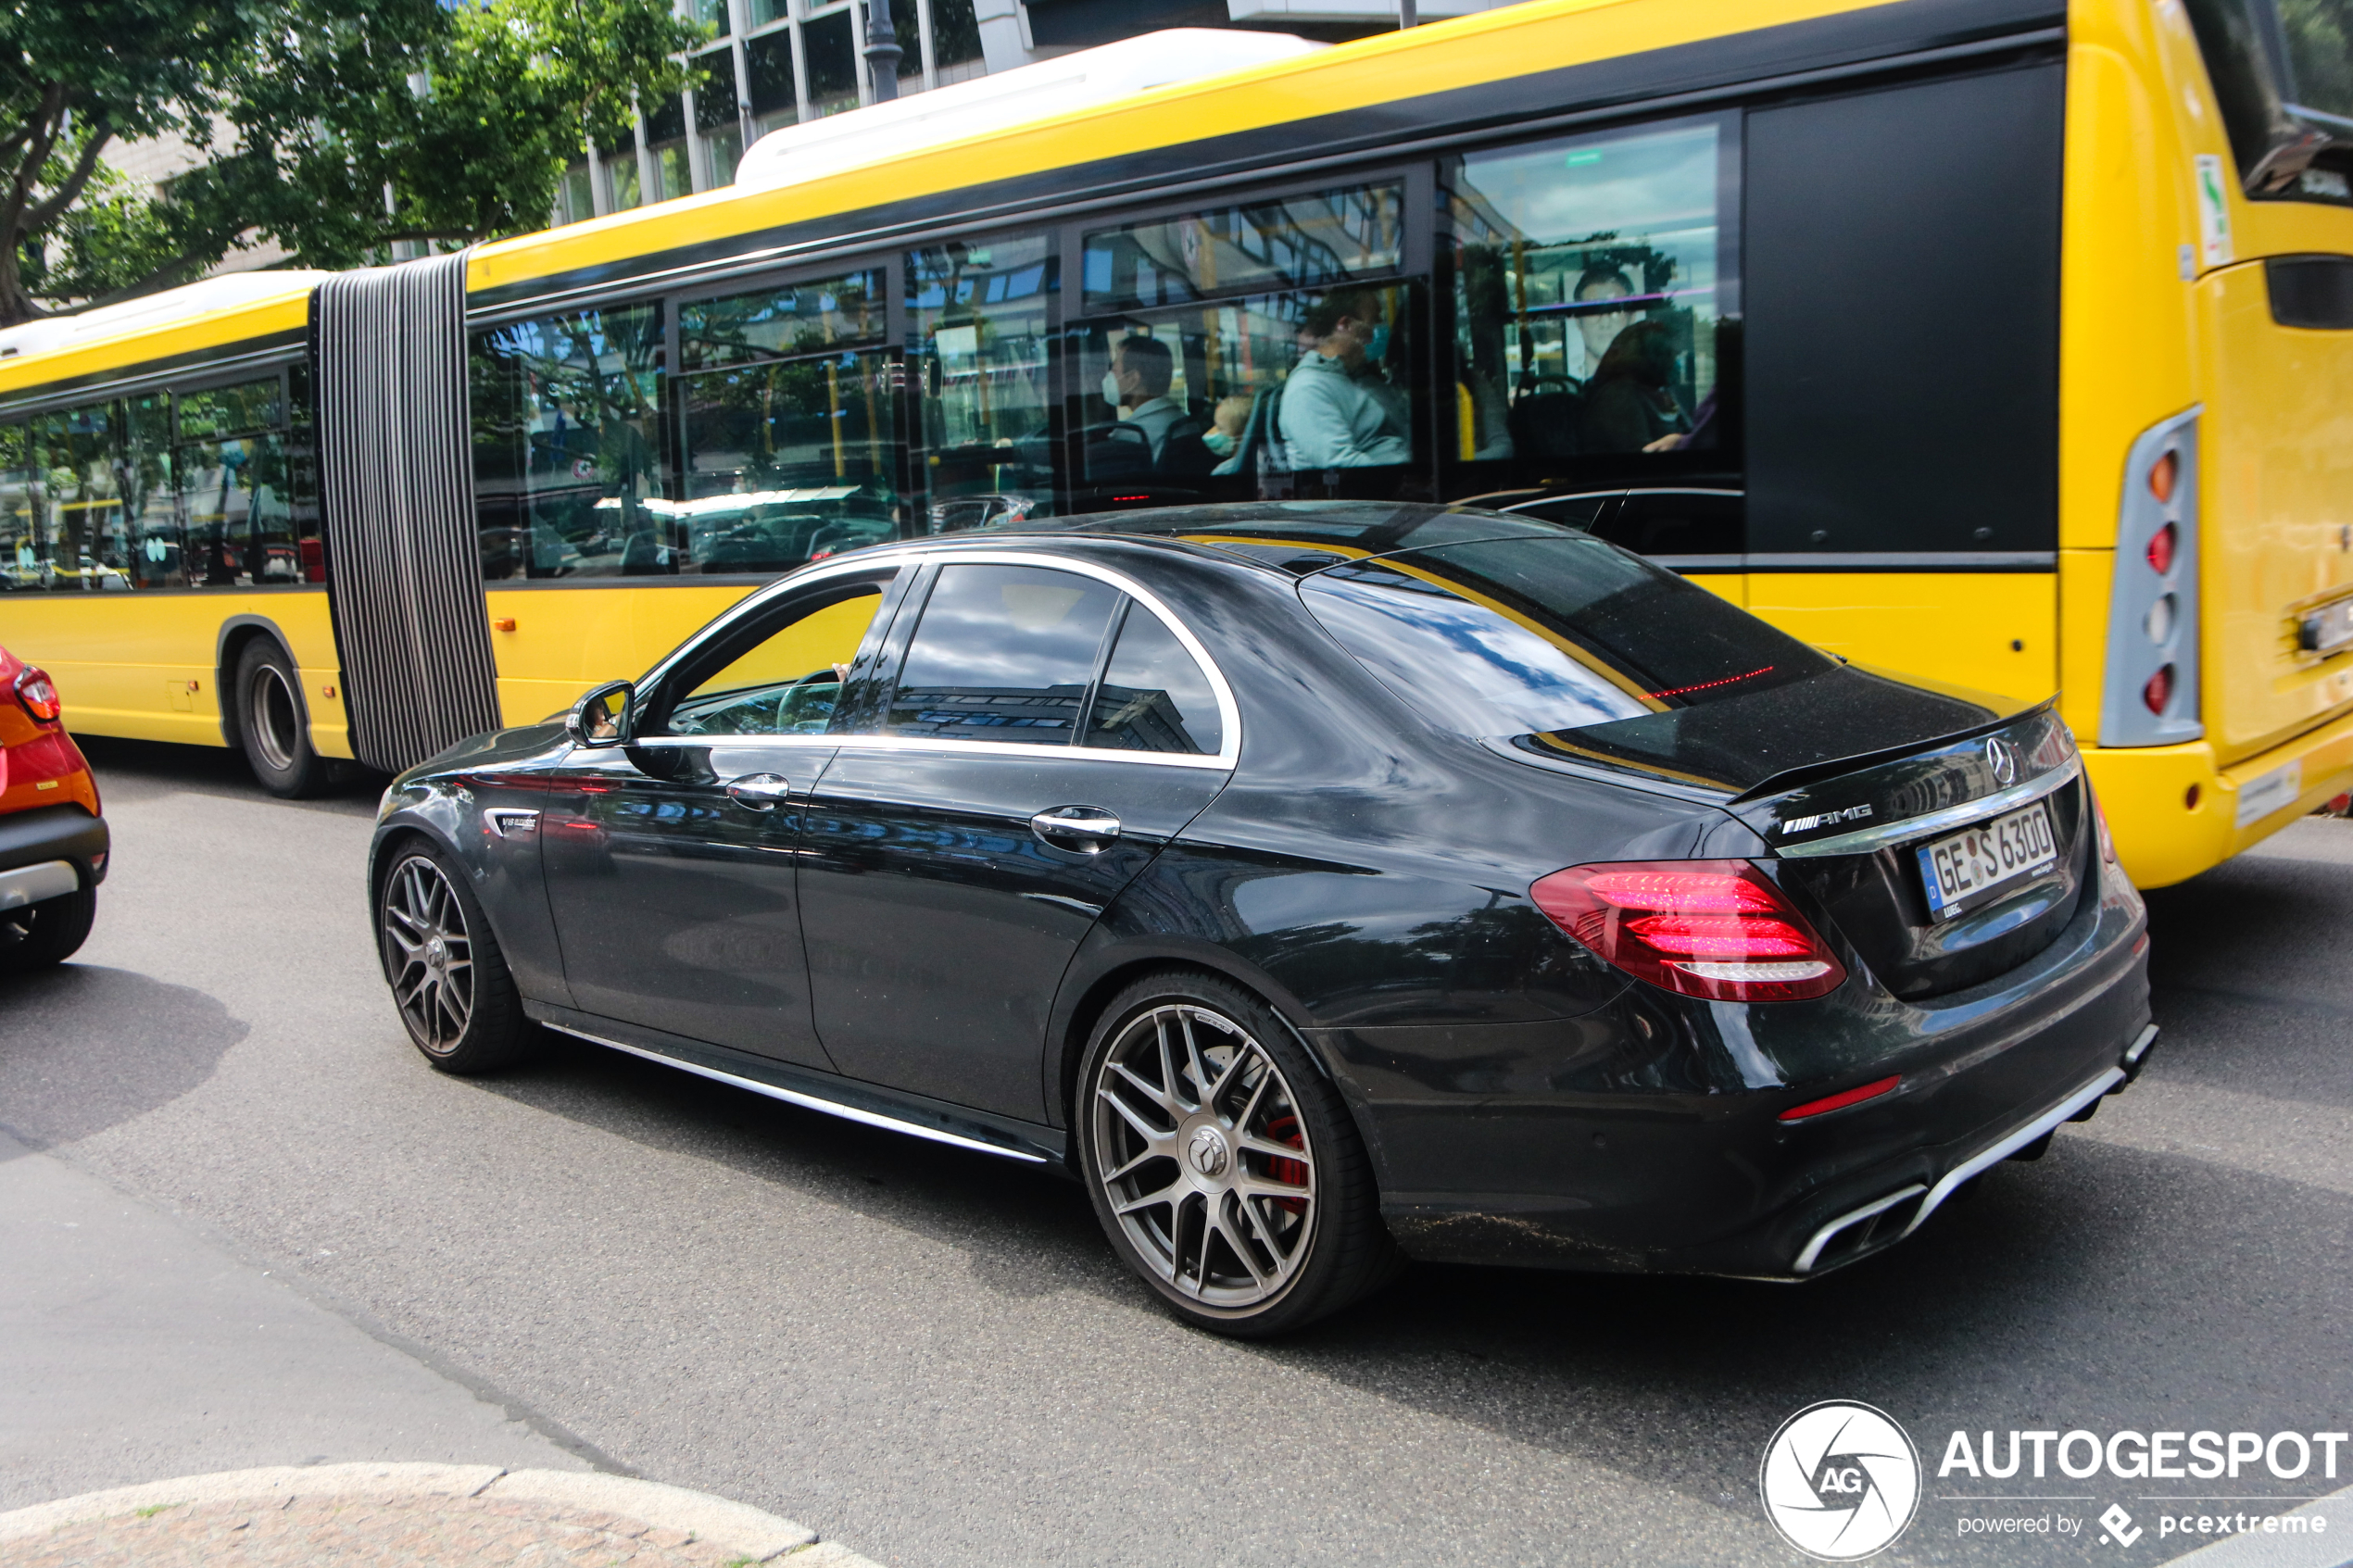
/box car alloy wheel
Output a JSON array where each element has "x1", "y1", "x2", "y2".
[
  {"x1": 380, "y1": 853, "x2": 476, "y2": 1055},
  {"x1": 1089, "y1": 1001, "x2": 1317, "y2": 1311}
]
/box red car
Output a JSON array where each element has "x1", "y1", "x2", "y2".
[{"x1": 0, "y1": 646, "x2": 106, "y2": 972}]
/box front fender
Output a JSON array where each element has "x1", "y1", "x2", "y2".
[{"x1": 369, "y1": 755, "x2": 566, "y2": 1009}]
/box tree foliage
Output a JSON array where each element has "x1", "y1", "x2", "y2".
[{"x1": 1, "y1": 0, "x2": 704, "y2": 325}]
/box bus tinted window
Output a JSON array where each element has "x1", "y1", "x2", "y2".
[
  {"x1": 678, "y1": 270, "x2": 900, "y2": 573},
  {"x1": 179, "y1": 431, "x2": 302, "y2": 587},
  {"x1": 1447, "y1": 119, "x2": 1730, "y2": 486},
  {"x1": 911, "y1": 235, "x2": 1058, "y2": 530},
  {"x1": 1076, "y1": 282, "x2": 1420, "y2": 504},
  {"x1": 123, "y1": 393, "x2": 177, "y2": 589},
  {"x1": 28, "y1": 403, "x2": 122, "y2": 591},
  {"x1": 0, "y1": 425, "x2": 34, "y2": 589},
  {"x1": 680, "y1": 270, "x2": 886, "y2": 369},
  {"x1": 471, "y1": 302, "x2": 668, "y2": 580},
  {"x1": 1082, "y1": 183, "x2": 1405, "y2": 312},
  {"x1": 2282, "y1": 0, "x2": 2353, "y2": 120},
  {"x1": 178, "y1": 377, "x2": 284, "y2": 441}
]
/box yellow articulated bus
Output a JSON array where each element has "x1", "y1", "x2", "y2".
[{"x1": 3, "y1": 0, "x2": 2350, "y2": 885}]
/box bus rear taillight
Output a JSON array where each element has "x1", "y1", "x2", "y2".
[{"x1": 2101, "y1": 410, "x2": 2202, "y2": 747}]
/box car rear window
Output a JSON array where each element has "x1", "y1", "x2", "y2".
[{"x1": 1297, "y1": 536, "x2": 1831, "y2": 741}]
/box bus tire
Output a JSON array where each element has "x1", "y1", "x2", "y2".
[
  {"x1": 0, "y1": 884, "x2": 96, "y2": 973},
  {"x1": 233, "y1": 639, "x2": 330, "y2": 798}
]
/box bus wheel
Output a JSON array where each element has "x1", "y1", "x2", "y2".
[{"x1": 234, "y1": 640, "x2": 329, "y2": 798}]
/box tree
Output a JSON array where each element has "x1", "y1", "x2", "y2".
[{"x1": 1, "y1": 0, "x2": 703, "y2": 326}]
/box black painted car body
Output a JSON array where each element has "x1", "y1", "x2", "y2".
[{"x1": 369, "y1": 503, "x2": 2151, "y2": 1308}]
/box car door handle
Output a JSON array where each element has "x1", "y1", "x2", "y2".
[
  {"x1": 725, "y1": 772, "x2": 794, "y2": 811},
  {"x1": 1031, "y1": 806, "x2": 1122, "y2": 850}
]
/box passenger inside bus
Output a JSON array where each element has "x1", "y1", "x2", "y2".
[
  {"x1": 1279, "y1": 288, "x2": 1411, "y2": 470},
  {"x1": 1104, "y1": 335, "x2": 1186, "y2": 463}
]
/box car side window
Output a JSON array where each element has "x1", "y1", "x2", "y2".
[
  {"x1": 1082, "y1": 603, "x2": 1224, "y2": 757},
  {"x1": 886, "y1": 562, "x2": 1121, "y2": 745},
  {"x1": 664, "y1": 584, "x2": 886, "y2": 736}
]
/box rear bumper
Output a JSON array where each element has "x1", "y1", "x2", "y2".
[
  {"x1": 1338, "y1": 859, "x2": 2151, "y2": 1278},
  {"x1": 2085, "y1": 702, "x2": 2353, "y2": 888},
  {"x1": 0, "y1": 804, "x2": 108, "y2": 890}
]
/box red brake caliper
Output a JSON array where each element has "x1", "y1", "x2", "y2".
[{"x1": 1265, "y1": 1113, "x2": 1309, "y2": 1216}]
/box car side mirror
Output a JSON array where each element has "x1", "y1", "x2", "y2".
[{"x1": 565, "y1": 680, "x2": 635, "y2": 747}]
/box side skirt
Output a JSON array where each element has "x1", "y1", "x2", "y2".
[{"x1": 523, "y1": 1000, "x2": 1069, "y2": 1169}]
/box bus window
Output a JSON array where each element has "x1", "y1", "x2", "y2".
[
  {"x1": 676, "y1": 270, "x2": 901, "y2": 573},
  {"x1": 30, "y1": 403, "x2": 126, "y2": 591},
  {"x1": 471, "y1": 302, "x2": 667, "y2": 579},
  {"x1": 175, "y1": 377, "x2": 300, "y2": 588},
  {"x1": 0, "y1": 425, "x2": 34, "y2": 588},
  {"x1": 1081, "y1": 184, "x2": 1403, "y2": 312},
  {"x1": 1076, "y1": 284, "x2": 1420, "y2": 505},
  {"x1": 124, "y1": 393, "x2": 177, "y2": 590},
  {"x1": 1444, "y1": 117, "x2": 1732, "y2": 495},
  {"x1": 1076, "y1": 182, "x2": 1418, "y2": 506},
  {"x1": 2183, "y1": 0, "x2": 2353, "y2": 200},
  {"x1": 909, "y1": 235, "x2": 1058, "y2": 530}
]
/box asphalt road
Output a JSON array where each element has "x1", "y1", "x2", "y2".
[{"x1": 4, "y1": 737, "x2": 2348, "y2": 1567}]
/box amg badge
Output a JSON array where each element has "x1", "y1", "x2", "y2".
[{"x1": 1780, "y1": 804, "x2": 1875, "y2": 835}]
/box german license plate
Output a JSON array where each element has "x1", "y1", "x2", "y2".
[{"x1": 1916, "y1": 801, "x2": 2058, "y2": 921}]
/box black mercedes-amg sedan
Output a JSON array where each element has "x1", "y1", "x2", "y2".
[{"x1": 368, "y1": 503, "x2": 2153, "y2": 1336}]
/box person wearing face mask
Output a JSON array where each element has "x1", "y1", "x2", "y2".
[
  {"x1": 1278, "y1": 289, "x2": 1410, "y2": 470},
  {"x1": 1101, "y1": 335, "x2": 1185, "y2": 461}
]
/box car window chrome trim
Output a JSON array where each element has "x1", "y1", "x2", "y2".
[
  {"x1": 542, "y1": 1022, "x2": 1049, "y2": 1163},
  {"x1": 881, "y1": 546, "x2": 1244, "y2": 770},
  {"x1": 827, "y1": 732, "x2": 1232, "y2": 771},
  {"x1": 1771, "y1": 755, "x2": 2082, "y2": 859}
]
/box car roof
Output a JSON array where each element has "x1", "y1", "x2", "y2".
[{"x1": 967, "y1": 501, "x2": 1583, "y2": 572}]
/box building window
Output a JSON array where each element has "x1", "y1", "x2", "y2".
[
  {"x1": 747, "y1": 28, "x2": 799, "y2": 135},
  {"x1": 646, "y1": 93, "x2": 692, "y2": 200},
  {"x1": 801, "y1": 9, "x2": 860, "y2": 116},
  {"x1": 694, "y1": 45, "x2": 745, "y2": 185}
]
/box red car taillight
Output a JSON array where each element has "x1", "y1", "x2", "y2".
[
  {"x1": 13, "y1": 665, "x2": 61, "y2": 723},
  {"x1": 1529, "y1": 860, "x2": 1848, "y2": 1002}
]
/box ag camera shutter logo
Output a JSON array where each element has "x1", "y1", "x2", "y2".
[{"x1": 1760, "y1": 1401, "x2": 1922, "y2": 1560}]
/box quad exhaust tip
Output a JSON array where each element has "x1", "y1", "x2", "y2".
[{"x1": 1791, "y1": 1048, "x2": 2146, "y2": 1277}]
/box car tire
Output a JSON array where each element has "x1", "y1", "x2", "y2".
[
  {"x1": 375, "y1": 840, "x2": 533, "y2": 1073},
  {"x1": 0, "y1": 884, "x2": 95, "y2": 973},
  {"x1": 1076, "y1": 969, "x2": 1402, "y2": 1336},
  {"x1": 234, "y1": 639, "x2": 330, "y2": 798}
]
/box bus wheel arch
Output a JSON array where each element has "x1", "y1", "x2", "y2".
[{"x1": 217, "y1": 618, "x2": 330, "y2": 798}]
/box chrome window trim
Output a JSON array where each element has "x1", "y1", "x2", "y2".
[
  {"x1": 876, "y1": 546, "x2": 1244, "y2": 770},
  {"x1": 1771, "y1": 755, "x2": 2082, "y2": 859}
]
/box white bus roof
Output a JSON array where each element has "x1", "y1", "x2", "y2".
[{"x1": 734, "y1": 29, "x2": 1330, "y2": 195}]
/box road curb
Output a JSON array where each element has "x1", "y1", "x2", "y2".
[{"x1": 0, "y1": 1461, "x2": 882, "y2": 1564}]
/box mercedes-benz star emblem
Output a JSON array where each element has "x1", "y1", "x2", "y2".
[
  {"x1": 1984, "y1": 735, "x2": 2018, "y2": 786},
  {"x1": 1187, "y1": 1126, "x2": 1230, "y2": 1179}
]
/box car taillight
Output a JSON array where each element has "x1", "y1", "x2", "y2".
[
  {"x1": 1529, "y1": 860, "x2": 1848, "y2": 1002},
  {"x1": 13, "y1": 666, "x2": 61, "y2": 723},
  {"x1": 2093, "y1": 794, "x2": 2119, "y2": 864}
]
